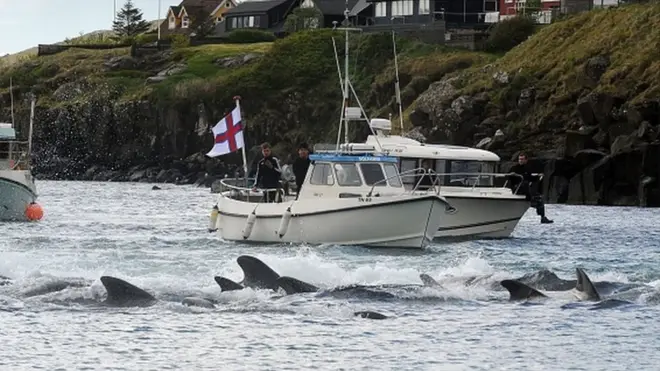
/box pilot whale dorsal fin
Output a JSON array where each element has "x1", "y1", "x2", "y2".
[
  {"x1": 500, "y1": 279, "x2": 547, "y2": 301},
  {"x1": 419, "y1": 273, "x2": 442, "y2": 288},
  {"x1": 214, "y1": 276, "x2": 245, "y2": 292},
  {"x1": 575, "y1": 268, "x2": 601, "y2": 301},
  {"x1": 236, "y1": 255, "x2": 281, "y2": 291},
  {"x1": 100, "y1": 276, "x2": 156, "y2": 306},
  {"x1": 276, "y1": 276, "x2": 319, "y2": 295}
]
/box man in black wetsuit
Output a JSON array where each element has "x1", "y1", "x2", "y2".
[
  {"x1": 508, "y1": 153, "x2": 553, "y2": 224},
  {"x1": 252, "y1": 142, "x2": 282, "y2": 203},
  {"x1": 292, "y1": 143, "x2": 311, "y2": 198}
]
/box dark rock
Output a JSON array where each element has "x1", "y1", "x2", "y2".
[
  {"x1": 152, "y1": 185, "x2": 162, "y2": 190},
  {"x1": 564, "y1": 130, "x2": 596, "y2": 158},
  {"x1": 104, "y1": 56, "x2": 138, "y2": 71},
  {"x1": 583, "y1": 55, "x2": 610, "y2": 85},
  {"x1": 573, "y1": 149, "x2": 607, "y2": 169}
]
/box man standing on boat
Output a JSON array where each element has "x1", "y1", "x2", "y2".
[
  {"x1": 252, "y1": 142, "x2": 282, "y2": 202},
  {"x1": 292, "y1": 143, "x2": 311, "y2": 199},
  {"x1": 508, "y1": 153, "x2": 554, "y2": 224}
]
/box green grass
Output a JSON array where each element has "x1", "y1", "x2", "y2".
[{"x1": 460, "y1": 4, "x2": 660, "y2": 104}]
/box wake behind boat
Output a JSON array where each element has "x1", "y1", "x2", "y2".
[
  {"x1": 211, "y1": 152, "x2": 455, "y2": 248},
  {"x1": 0, "y1": 89, "x2": 42, "y2": 222}
]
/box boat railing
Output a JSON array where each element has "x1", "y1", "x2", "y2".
[
  {"x1": 367, "y1": 168, "x2": 524, "y2": 196},
  {"x1": 218, "y1": 177, "x2": 289, "y2": 203},
  {"x1": 0, "y1": 140, "x2": 31, "y2": 171}
]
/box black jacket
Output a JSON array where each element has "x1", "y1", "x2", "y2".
[
  {"x1": 509, "y1": 163, "x2": 540, "y2": 183},
  {"x1": 292, "y1": 157, "x2": 311, "y2": 188},
  {"x1": 253, "y1": 155, "x2": 282, "y2": 189}
]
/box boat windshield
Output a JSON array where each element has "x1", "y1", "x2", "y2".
[{"x1": 308, "y1": 154, "x2": 403, "y2": 188}]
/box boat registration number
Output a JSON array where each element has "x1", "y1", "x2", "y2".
[{"x1": 358, "y1": 197, "x2": 372, "y2": 202}]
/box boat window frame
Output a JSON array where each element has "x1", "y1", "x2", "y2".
[
  {"x1": 383, "y1": 163, "x2": 402, "y2": 187},
  {"x1": 332, "y1": 162, "x2": 363, "y2": 187},
  {"x1": 309, "y1": 162, "x2": 335, "y2": 186},
  {"x1": 359, "y1": 162, "x2": 387, "y2": 187}
]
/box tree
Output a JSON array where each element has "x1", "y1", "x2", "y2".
[
  {"x1": 112, "y1": 0, "x2": 151, "y2": 38},
  {"x1": 190, "y1": 16, "x2": 217, "y2": 39},
  {"x1": 284, "y1": 7, "x2": 323, "y2": 33}
]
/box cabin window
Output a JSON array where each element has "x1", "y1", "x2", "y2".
[
  {"x1": 435, "y1": 159, "x2": 446, "y2": 185},
  {"x1": 168, "y1": 16, "x2": 176, "y2": 29},
  {"x1": 399, "y1": 158, "x2": 417, "y2": 184},
  {"x1": 232, "y1": 17, "x2": 237, "y2": 28},
  {"x1": 310, "y1": 163, "x2": 334, "y2": 186},
  {"x1": 333, "y1": 163, "x2": 362, "y2": 186},
  {"x1": 449, "y1": 160, "x2": 482, "y2": 186},
  {"x1": 375, "y1": 2, "x2": 386, "y2": 17},
  {"x1": 383, "y1": 163, "x2": 402, "y2": 187},
  {"x1": 419, "y1": 0, "x2": 430, "y2": 14},
  {"x1": 359, "y1": 163, "x2": 386, "y2": 186},
  {"x1": 182, "y1": 16, "x2": 190, "y2": 28}
]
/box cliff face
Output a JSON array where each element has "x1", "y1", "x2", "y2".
[{"x1": 1, "y1": 5, "x2": 659, "y2": 206}]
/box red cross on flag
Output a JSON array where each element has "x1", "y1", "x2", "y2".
[{"x1": 206, "y1": 106, "x2": 244, "y2": 157}]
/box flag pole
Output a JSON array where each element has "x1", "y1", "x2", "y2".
[{"x1": 233, "y1": 95, "x2": 249, "y2": 179}]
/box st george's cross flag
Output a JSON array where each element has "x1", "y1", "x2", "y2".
[{"x1": 206, "y1": 106, "x2": 244, "y2": 157}]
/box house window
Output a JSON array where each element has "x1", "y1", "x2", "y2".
[
  {"x1": 232, "y1": 17, "x2": 237, "y2": 28},
  {"x1": 182, "y1": 15, "x2": 189, "y2": 28},
  {"x1": 215, "y1": 16, "x2": 223, "y2": 24},
  {"x1": 391, "y1": 0, "x2": 413, "y2": 16},
  {"x1": 419, "y1": 0, "x2": 430, "y2": 14},
  {"x1": 226, "y1": 2, "x2": 231, "y2": 6},
  {"x1": 231, "y1": 16, "x2": 260, "y2": 29},
  {"x1": 375, "y1": 2, "x2": 386, "y2": 17},
  {"x1": 168, "y1": 16, "x2": 176, "y2": 29}
]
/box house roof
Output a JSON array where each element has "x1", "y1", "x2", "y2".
[
  {"x1": 167, "y1": 6, "x2": 182, "y2": 17},
  {"x1": 312, "y1": 0, "x2": 359, "y2": 15},
  {"x1": 179, "y1": 5, "x2": 212, "y2": 20},
  {"x1": 226, "y1": 0, "x2": 290, "y2": 15},
  {"x1": 210, "y1": 0, "x2": 238, "y2": 15}
]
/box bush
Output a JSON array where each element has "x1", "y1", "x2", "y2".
[
  {"x1": 227, "y1": 29, "x2": 277, "y2": 44},
  {"x1": 171, "y1": 34, "x2": 191, "y2": 49},
  {"x1": 135, "y1": 33, "x2": 159, "y2": 45},
  {"x1": 484, "y1": 16, "x2": 537, "y2": 53}
]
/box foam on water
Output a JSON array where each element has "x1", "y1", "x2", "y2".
[{"x1": 1, "y1": 180, "x2": 660, "y2": 370}]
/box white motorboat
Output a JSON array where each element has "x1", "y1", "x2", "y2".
[
  {"x1": 211, "y1": 152, "x2": 455, "y2": 248},
  {"x1": 315, "y1": 118, "x2": 530, "y2": 239},
  {"x1": 0, "y1": 92, "x2": 41, "y2": 222}
]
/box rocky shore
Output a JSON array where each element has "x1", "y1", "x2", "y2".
[{"x1": 2, "y1": 5, "x2": 659, "y2": 206}]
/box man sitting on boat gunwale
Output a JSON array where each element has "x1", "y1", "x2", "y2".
[
  {"x1": 252, "y1": 142, "x2": 283, "y2": 203},
  {"x1": 507, "y1": 153, "x2": 554, "y2": 224}
]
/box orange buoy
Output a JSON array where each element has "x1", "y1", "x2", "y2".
[{"x1": 25, "y1": 202, "x2": 44, "y2": 221}]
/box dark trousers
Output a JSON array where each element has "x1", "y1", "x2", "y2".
[
  {"x1": 263, "y1": 189, "x2": 280, "y2": 203},
  {"x1": 516, "y1": 181, "x2": 546, "y2": 217}
]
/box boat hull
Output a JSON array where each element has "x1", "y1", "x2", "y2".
[
  {"x1": 435, "y1": 194, "x2": 530, "y2": 239},
  {"x1": 0, "y1": 170, "x2": 37, "y2": 221},
  {"x1": 216, "y1": 195, "x2": 449, "y2": 249}
]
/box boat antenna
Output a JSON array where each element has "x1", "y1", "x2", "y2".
[
  {"x1": 331, "y1": 2, "x2": 384, "y2": 153},
  {"x1": 9, "y1": 77, "x2": 15, "y2": 128},
  {"x1": 391, "y1": 29, "x2": 404, "y2": 134}
]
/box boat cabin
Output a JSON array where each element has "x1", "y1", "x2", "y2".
[
  {"x1": 297, "y1": 153, "x2": 406, "y2": 199},
  {"x1": 0, "y1": 123, "x2": 17, "y2": 170},
  {"x1": 343, "y1": 118, "x2": 504, "y2": 189},
  {"x1": 0, "y1": 123, "x2": 30, "y2": 171}
]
